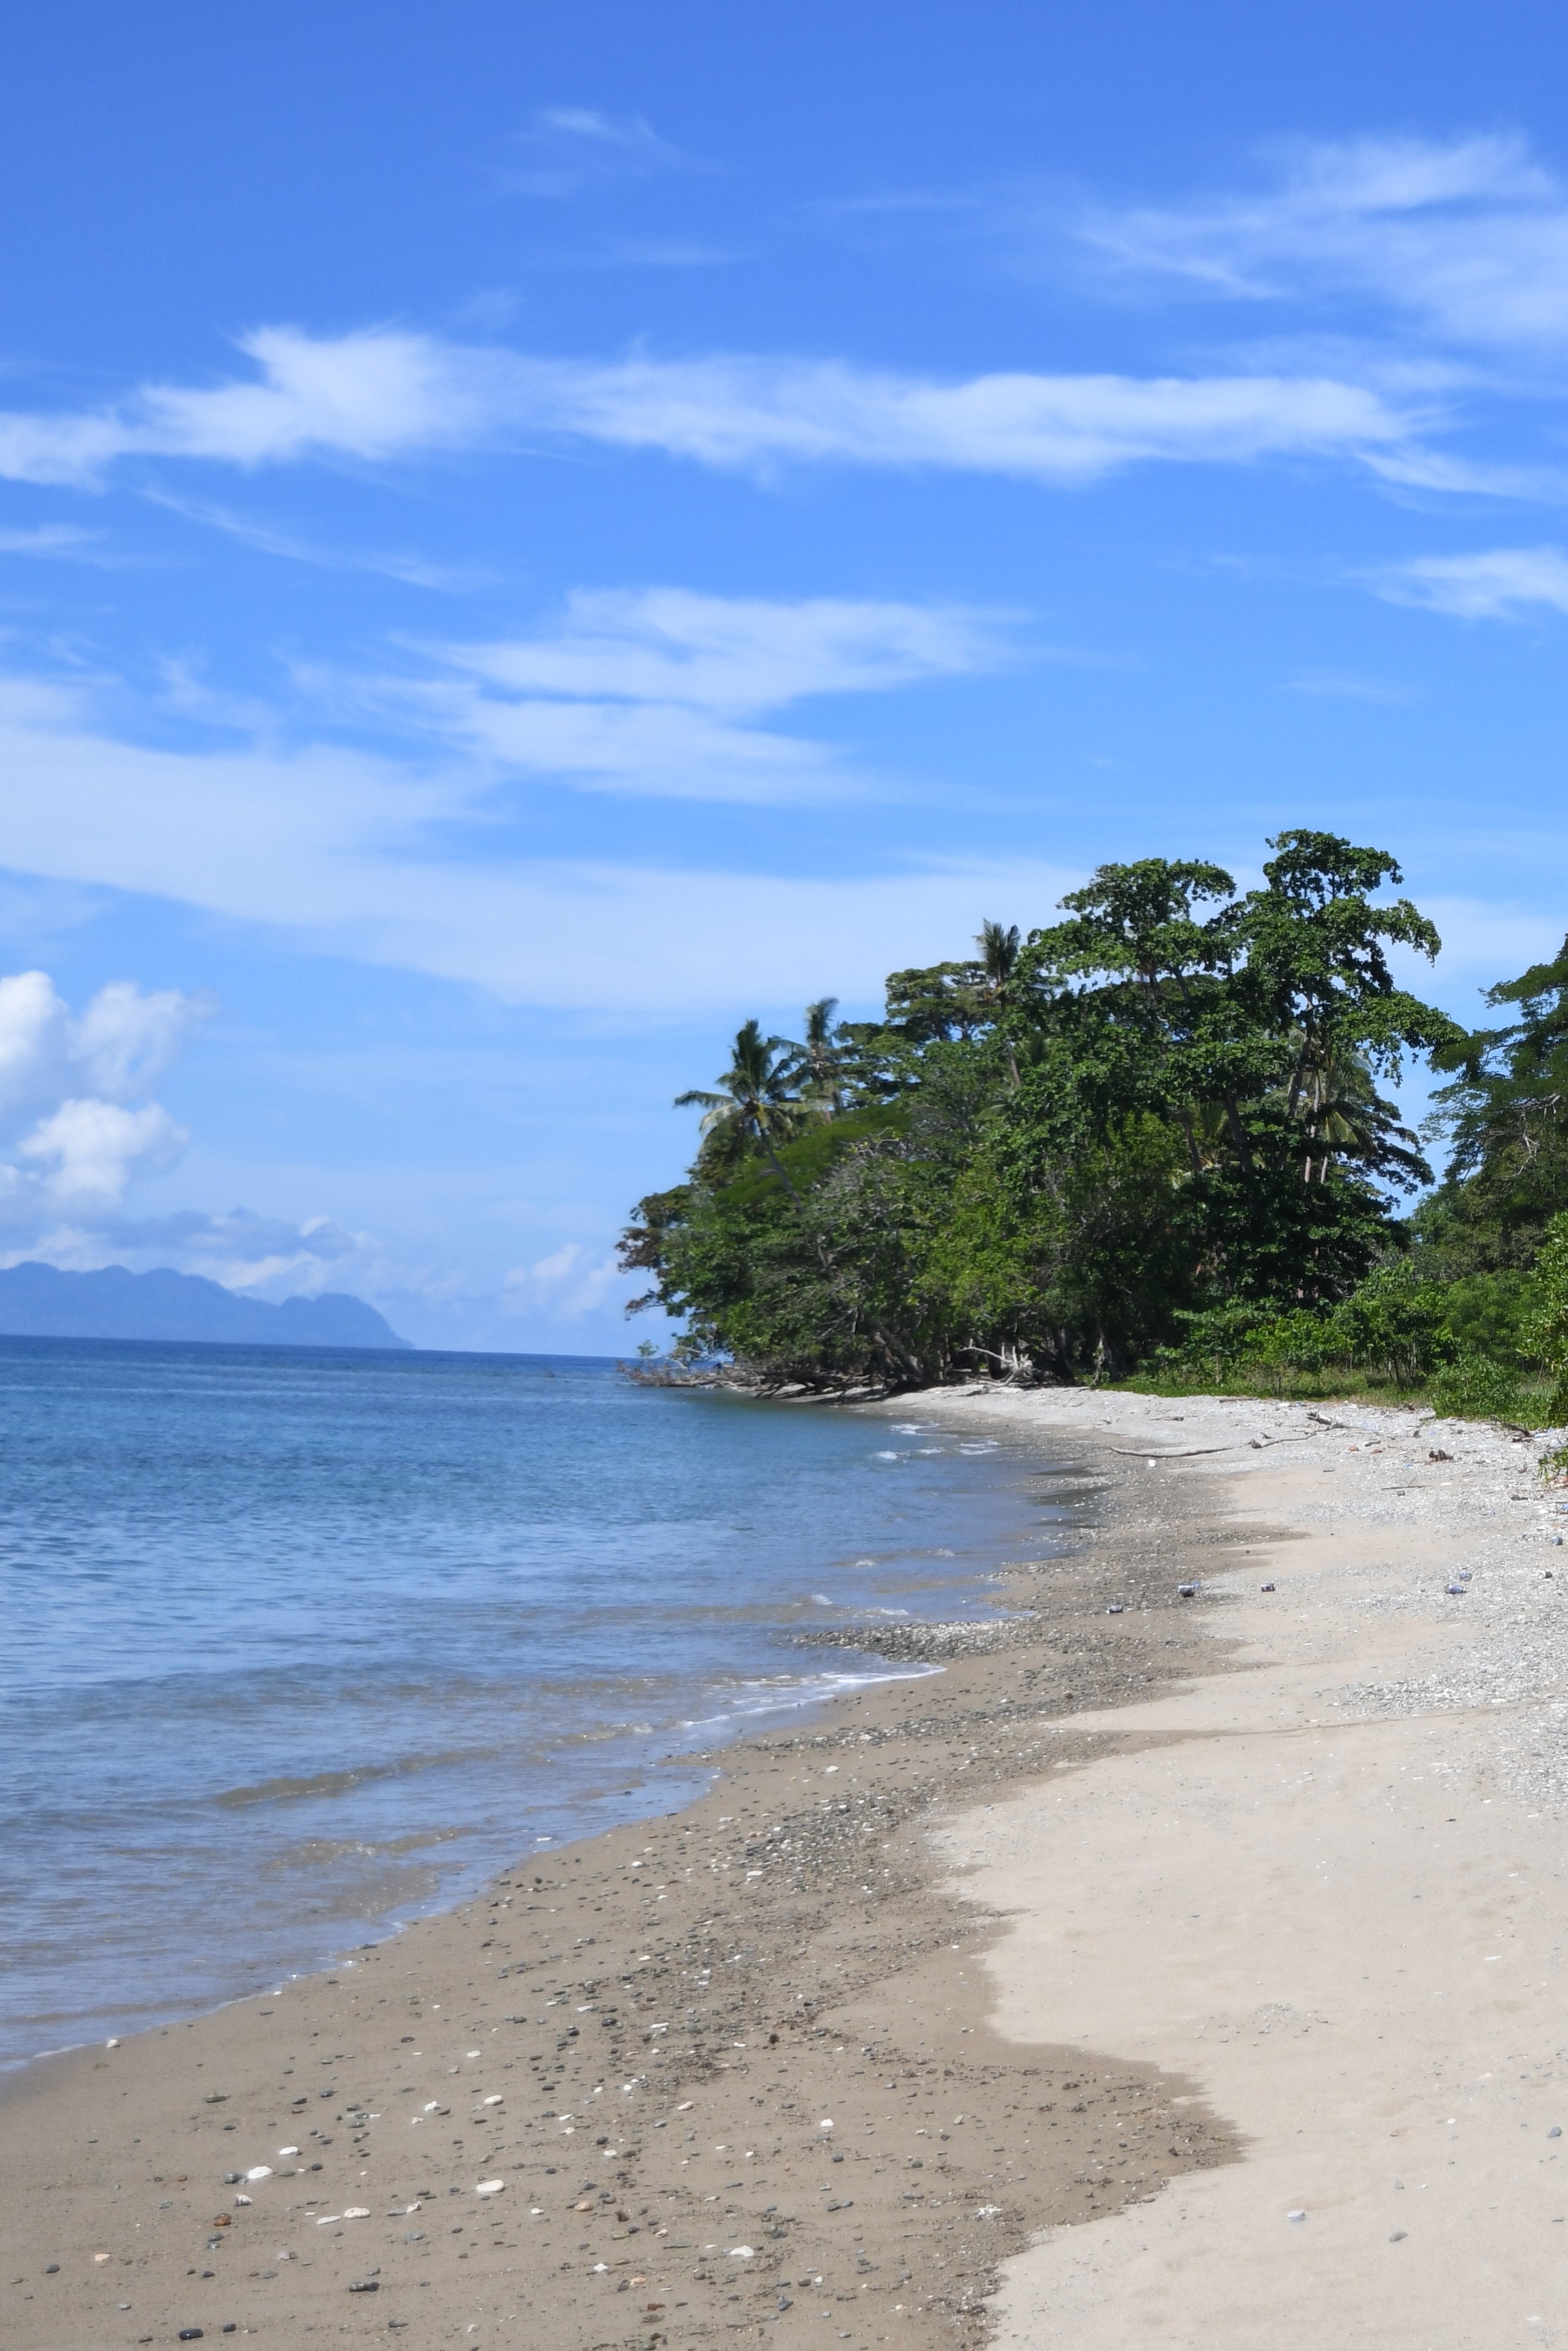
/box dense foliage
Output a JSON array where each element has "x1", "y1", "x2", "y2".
[{"x1": 620, "y1": 833, "x2": 1568, "y2": 1417}]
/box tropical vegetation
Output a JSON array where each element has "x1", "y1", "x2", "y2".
[{"x1": 619, "y1": 830, "x2": 1568, "y2": 1424}]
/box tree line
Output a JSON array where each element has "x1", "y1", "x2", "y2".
[{"x1": 619, "y1": 830, "x2": 1568, "y2": 1421}]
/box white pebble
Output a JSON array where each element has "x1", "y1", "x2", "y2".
[
  {"x1": 245, "y1": 2166, "x2": 272, "y2": 2182},
  {"x1": 476, "y1": 2179, "x2": 506, "y2": 2197}
]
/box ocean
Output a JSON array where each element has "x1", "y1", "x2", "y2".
[{"x1": 0, "y1": 1339, "x2": 1074, "y2": 2068}]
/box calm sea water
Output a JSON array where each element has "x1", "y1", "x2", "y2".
[{"x1": 0, "y1": 1340, "x2": 1072, "y2": 2068}]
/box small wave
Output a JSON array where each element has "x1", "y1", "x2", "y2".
[
  {"x1": 679, "y1": 1660, "x2": 944, "y2": 1729},
  {"x1": 871, "y1": 1449, "x2": 900, "y2": 1460}
]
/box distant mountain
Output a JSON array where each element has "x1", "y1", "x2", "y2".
[{"x1": 0, "y1": 1262, "x2": 412, "y2": 1350}]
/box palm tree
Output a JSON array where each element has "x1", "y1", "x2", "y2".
[
  {"x1": 1275, "y1": 1038, "x2": 1426, "y2": 1185},
  {"x1": 977, "y1": 921, "x2": 1022, "y2": 1085},
  {"x1": 977, "y1": 920, "x2": 1020, "y2": 1001},
  {"x1": 780, "y1": 997, "x2": 845, "y2": 1118},
  {"x1": 675, "y1": 1019, "x2": 805, "y2": 1192}
]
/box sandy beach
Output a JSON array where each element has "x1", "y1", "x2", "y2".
[{"x1": 4, "y1": 1383, "x2": 1566, "y2": 2351}]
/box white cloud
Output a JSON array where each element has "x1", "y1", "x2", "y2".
[
  {"x1": 0, "y1": 969, "x2": 211, "y2": 1223},
  {"x1": 511, "y1": 351, "x2": 1422, "y2": 483},
  {"x1": 0, "y1": 324, "x2": 1437, "y2": 492},
  {"x1": 0, "y1": 327, "x2": 515, "y2": 486},
  {"x1": 1072, "y1": 131, "x2": 1568, "y2": 352},
  {"x1": 1284, "y1": 669, "x2": 1415, "y2": 703},
  {"x1": 0, "y1": 522, "x2": 106, "y2": 557},
  {"x1": 502, "y1": 1241, "x2": 623, "y2": 1319},
  {"x1": 353, "y1": 586, "x2": 1013, "y2": 802},
  {"x1": 17, "y1": 1098, "x2": 186, "y2": 1210},
  {"x1": 1374, "y1": 545, "x2": 1568, "y2": 619},
  {"x1": 0, "y1": 664, "x2": 1078, "y2": 1009},
  {"x1": 506, "y1": 106, "x2": 688, "y2": 197},
  {"x1": 75, "y1": 1204, "x2": 379, "y2": 1297},
  {"x1": 147, "y1": 491, "x2": 491, "y2": 590}
]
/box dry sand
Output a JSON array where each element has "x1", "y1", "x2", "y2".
[
  {"x1": 919, "y1": 1385, "x2": 1568, "y2": 2351},
  {"x1": 4, "y1": 1382, "x2": 1565, "y2": 2351}
]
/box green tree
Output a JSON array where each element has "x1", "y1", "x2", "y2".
[
  {"x1": 1423, "y1": 936, "x2": 1568, "y2": 1271},
  {"x1": 674, "y1": 1019, "x2": 806, "y2": 1189}
]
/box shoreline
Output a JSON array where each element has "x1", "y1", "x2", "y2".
[{"x1": 4, "y1": 1389, "x2": 1564, "y2": 2350}]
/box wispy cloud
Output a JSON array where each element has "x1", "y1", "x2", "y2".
[
  {"x1": 1285, "y1": 668, "x2": 1416, "y2": 703},
  {"x1": 0, "y1": 522, "x2": 109, "y2": 559},
  {"x1": 0, "y1": 323, "x2": 1447, "y2": 493},
  {"x1": 1374, "y1": 545, "x2": 1568, "y2": 618},
  {"x1": 310, "y1": 587, "x2": 1018, "y2": 804},
  {"x1": 1069, "y1": 131, "x2": 1568, "y2": 353},
  {"x1": 148, "y1": 490, "x2": 491, "y2": 590},
  {"x1": 0, "y1": 659, "x2": 1078, "y2": 1009},
  {"x1": 504, "y1": 105, "x2": 690, "y2": 199}
]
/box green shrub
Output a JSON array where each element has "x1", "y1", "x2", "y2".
[
  {"x1": 1524, "y1": 1212, "x2": 1568, "y2": 1426},
  {"x1": 1429, "y1": 1351, "x2": 1525, "y2": 1424}
]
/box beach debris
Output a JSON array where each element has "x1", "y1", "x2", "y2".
[
  {"x1": 347, "y1": 2278, "x2": 379, "y2": 2293},
  {"x1": 1286, "y1": 2209, "x2": 1306, "y2": 2222},
  {"x1": 232, "y1": 2195, "x2": 251, "y2": 2207},
  {"x1": 820, "y1": 2118, "x2": 834, "y2": 2131},
  {"x1": 1429, "y1": 1449, "x2": 1452, "y2": 1462},
  {"x1": 1107, "y1": 1604, "x2": 1124, "y2": 1615},
  {"x1": 1177, "y1": 1583, "x2": 1197, "y2": 1599},
  {"x1": 475, "y1": 2180, "x2": 506, "y2": 2197},
  {"x1": 1261, "y1": 1582, "x2": 1276, "y2": 1592},
  {"x1": 106, "y1": 2036, "x2": 120, "y2": 2047}
]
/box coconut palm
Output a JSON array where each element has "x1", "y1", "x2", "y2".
[
  {"x1": 1276, "y1": 1037, "x2": 1426, "y2": 1186},
  {"x1": 780, "y1": 997, "x2": 846, "y2": 1118},
  {"x1": 675, "y1": 1019, "x2": 805, "y2": 1189},
  {"x1": 977, "y1": 921, "x2": 1022, "y2": 1084}
]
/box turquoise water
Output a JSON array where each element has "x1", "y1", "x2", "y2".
[{"x1": 0, "y1": 1340, "x2": 1066, "y2": 2066}]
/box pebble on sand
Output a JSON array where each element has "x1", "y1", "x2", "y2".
[{"x1": 475, "y1": 2180, "x2": 506, "y2": 2197}]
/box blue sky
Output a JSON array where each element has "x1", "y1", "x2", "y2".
[{"x1": 3, "y1": 0, "x2": 1567, "y2": 1348}]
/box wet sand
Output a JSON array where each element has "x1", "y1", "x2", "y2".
[{"x1": 0, "y1": 1403, "x2": 1237, "y2": 2350}]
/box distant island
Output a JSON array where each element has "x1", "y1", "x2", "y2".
[{"x1": 0, "y1": 1262, "x2": 411, "y2": 1350}]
